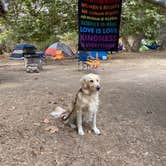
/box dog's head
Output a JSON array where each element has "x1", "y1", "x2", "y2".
[{"x1": 80, "y1": 73, "x2": 101, "y2": 94}]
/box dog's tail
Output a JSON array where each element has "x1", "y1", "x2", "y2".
[
  {"x1": 50, "y1": 106, "x2": 67, "y2": 119},
  {"x1": 51, "y1": 89, "x2": 81, "y2": 121},
  {"x1": 50, "y1": 106, "x2": 72, "y2": 121}
]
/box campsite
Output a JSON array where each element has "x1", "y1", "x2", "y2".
[
  {"x1": 0, "y1": 0, "x2": 166, "y2": 166},
  {"x1": 1, "y1": 51, "x2": 166, "y2": 165}
]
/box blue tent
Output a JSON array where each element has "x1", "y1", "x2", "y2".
[
  {"x1": 14, "y1": 44, "x2": 36, "y2": 50},
  {"x1": 144, "y1": 44, "x2": 160, "y2": 50},
  {"x1": 10, "y1": 44, "x2": 37, "y2": 60}
]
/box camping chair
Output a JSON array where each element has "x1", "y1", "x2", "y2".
[
  {"x1": 85, "y1": 53, "x2": 100, "y2": 70},
  {"x1": 77, "y1": 51, "x2": 89, "y2": 70},
  {"x1": 51, "y1": 50, "x2": 64, "y2": 60},
  {"x1": 24, "y1": 55, "x2": 43, "y2": 73}
]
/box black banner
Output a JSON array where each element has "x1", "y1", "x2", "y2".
[{"x1": 78, "y1": 0, "x2": 122, "y2": 51}]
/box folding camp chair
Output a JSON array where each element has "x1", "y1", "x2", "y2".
[
  {"x1": 77, "y1": 51, "x2": 100, "y2": 70},
  {"x1": 24, "y1": 55, "x2": 43, "y2": 73},
  {"x1": 77, "y1": 51, "x2": 89, "y2": 70},
  {"x1": 85, "y1": 53, "x2": 100, "y2": 69}
]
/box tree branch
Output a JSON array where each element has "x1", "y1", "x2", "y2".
[
  {"x1": 0, "y1": 0, "x2": 5, "y2": 16},
  {"x1": 145, "y1": 0, "x2": 166, "y2": 8}
]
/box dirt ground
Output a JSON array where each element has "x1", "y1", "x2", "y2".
[{"x1": 0, "y1": 51, "x2": 166, "y2": 166}]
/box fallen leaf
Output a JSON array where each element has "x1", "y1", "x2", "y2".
[
  {"x1": 43, "y1": 118, "x2": 49, "y2": 124},
  {"x1": 50, "y1": 126, "x2": 59, "y2": 133},
  {"x1": 50, "y1": 107, "x2": 66, "y2": 119},
  {"x1": 45, "y1": 126, "x2": 59, "y2": 133}
]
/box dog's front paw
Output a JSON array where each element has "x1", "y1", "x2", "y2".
[
  {"x1": 78, "y1": 128, "x2": 85, "y2": 136},
  {"x1": 93, "y1": 127, "x2": 101, "y2": 135}
]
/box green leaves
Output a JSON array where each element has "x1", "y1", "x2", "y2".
[
  {"x1": 0, "y1": 0, "x2": 77, "y2": 47},
  {"x1": 121, "y1": 0, "x2": 166, "y2": 39},
  {"x1": 0, "y1": 0, "x2": 165, "y2": 51}
]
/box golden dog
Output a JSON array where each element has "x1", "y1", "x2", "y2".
[{"x1": 62, "y1": 73, "x2": 101, "y2": 135}]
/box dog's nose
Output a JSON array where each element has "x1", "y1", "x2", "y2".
[{"x1": 96, "y1": 86, "x2": 100, "y2": 91}]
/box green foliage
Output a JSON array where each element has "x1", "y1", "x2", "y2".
[
  {"x1": 121, "y1": 0, "x2": 166, "y2": 38},
  {"x1": 58, "y1": 31, "x2": 78, "y2": 41},
  {"x1": 0, "y1": 0, "x2": 77, "y2": 50},
  {"x1": 0, "y1": 0, "x2": 165, "y2": 51},
  {"x1": 0, "y1": 30, "x2": 17, "y2": 51}
]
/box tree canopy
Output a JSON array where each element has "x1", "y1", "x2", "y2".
[
  {"x1": 121, "y1": 0, "x2": 166, "y2": 51},
  {"x1": 145, "y1": 0, "x2": 166, "y2": 8},
  {"x1": 0, "y1": 0, "x2": 165, "y2": 52},
  {"x1": 0, "y1": 0, "x2": 5, "y2": 16}
]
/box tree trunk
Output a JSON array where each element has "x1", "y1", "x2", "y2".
[
  {"x1": 131, "y1": 33, "x2": 145, "y2": 52},
  {"x1": 121, "y1": 37, "x2": 132, "y2": 52},
  {"x1": 0, "y1": 0, "x2": 5, "y2": 16},
  {"x1": 158, "y1": 26, "x2": 166, "y2": 50},
  {"x1": 131, "y1": 38, "x2": 142, "y2": 52},
  {"x1": 159, "y1": 37, "x2": 166, "y2": 50},
  {"x1": 160, "y1": 41, "x2": 166, "y2": 50},
  {"x1": 0, "y1": 44, "x2": 6, "y2": 54}
]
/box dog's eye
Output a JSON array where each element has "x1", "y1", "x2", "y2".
[
  {"x1": 90, "y1": 80, "x2": 94, "y2": 83},
  {"x1": 97, "y1": 80, "x2": 99, "y2": 82}
]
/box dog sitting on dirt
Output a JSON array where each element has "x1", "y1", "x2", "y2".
[{"x1": 53, "y1": 73, "x2": 101, "y2": 136}]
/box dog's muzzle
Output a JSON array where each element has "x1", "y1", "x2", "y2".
[{"x1": 96, "y1": 86, "x2": 101, "y2": 91}]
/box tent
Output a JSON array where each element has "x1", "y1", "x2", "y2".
[
  {"x1": 139, "y1": 39, "x2": 160, "y2": 51},
  {"x1": 45, "y1": 42, "x2": 73, "y2": 57},
  {"x1": 10, "y1": 44, "x2": 36, "y2": 59}
]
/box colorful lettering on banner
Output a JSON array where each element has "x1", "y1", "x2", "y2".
[{"x1": 78, "y1": 0, "x2": 122, "y2": 51}]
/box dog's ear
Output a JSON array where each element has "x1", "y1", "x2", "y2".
[
  {"x1": 80, "y1": 75, "x2": 86, "y2": 85},
  {"x1": 96, "y1": 75, "x2": 100, "y2": 82},
  {"x1": 80, "y1": 75, "x2": 88, "y2": 89}
]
